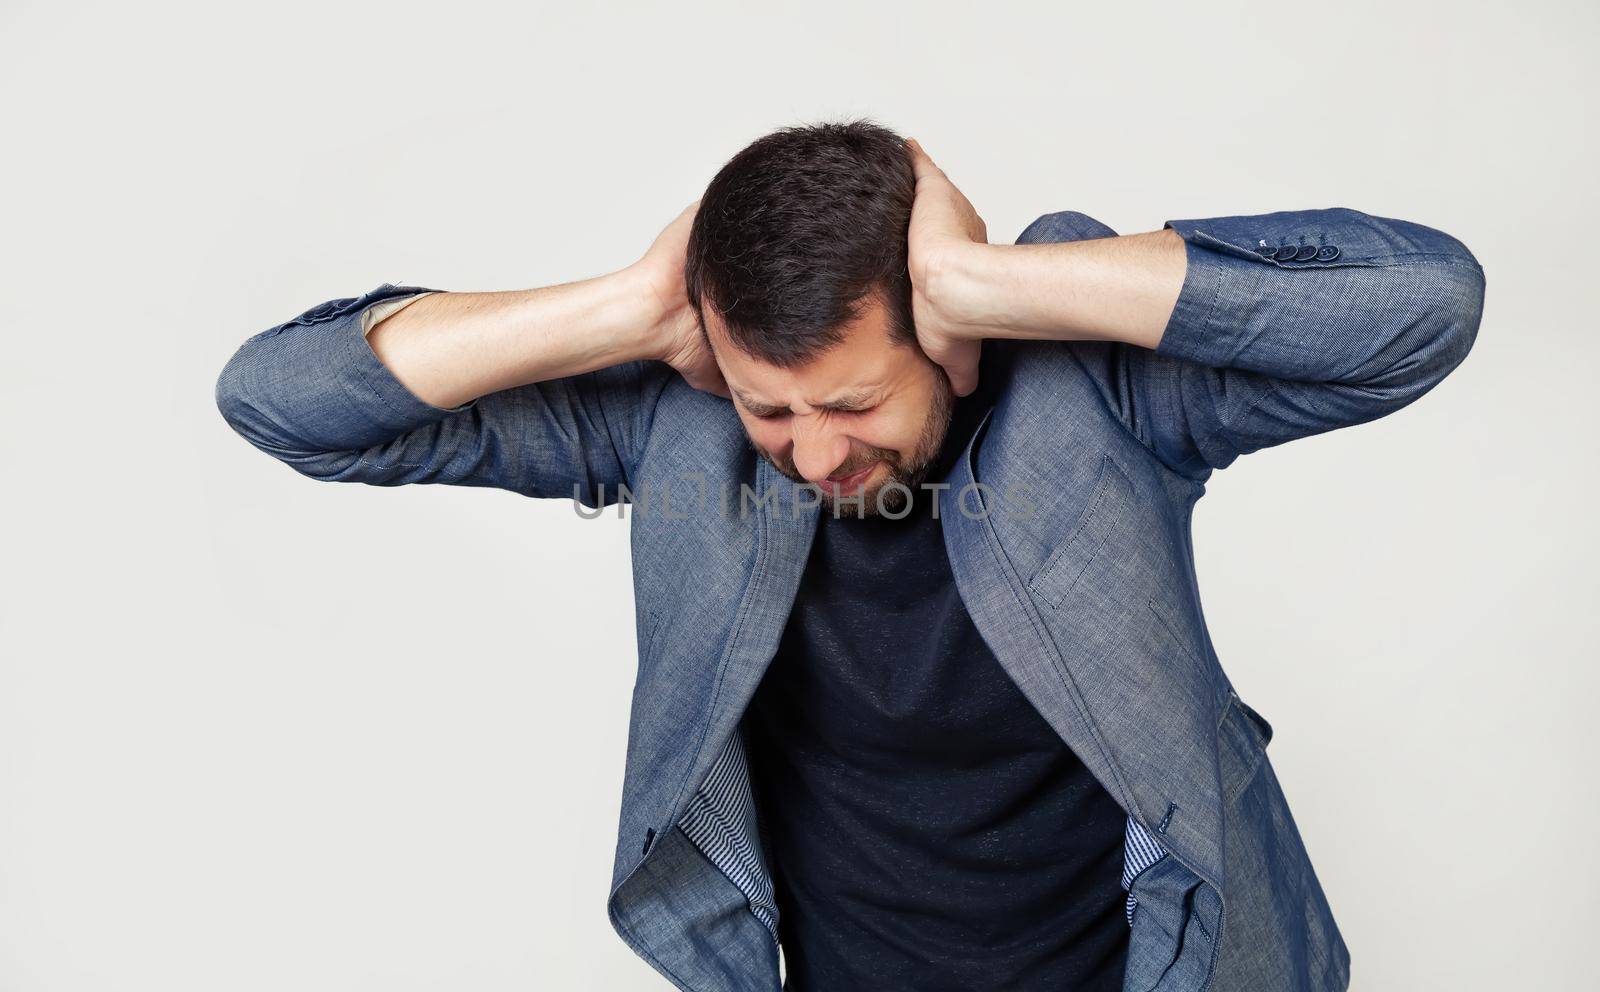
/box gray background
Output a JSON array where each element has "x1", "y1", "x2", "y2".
[{"x1": 2, "y1": 1, "x2": 1594, "y2": 989}]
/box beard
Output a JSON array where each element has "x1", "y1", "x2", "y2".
[{"x1": 753, "y1": 370, "x2": 955, "y2": 519}]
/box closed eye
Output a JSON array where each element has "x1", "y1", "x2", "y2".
[
  {"x1": 736, "y1": 395, "x2": 881, "y2": 419},
  {"x1": 757, "y1": 405, "x2": 876, "y2": 419}
]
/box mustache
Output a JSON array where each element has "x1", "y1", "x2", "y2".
[{"x1": 765, "y1": 442, "x2": 900, "y2": 484}]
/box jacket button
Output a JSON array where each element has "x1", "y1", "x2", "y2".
[
  {"x1": 1273, "y1": 245, "x2": 1300, "y2": 261},
  {"x1": 1316, "y1": 245, "x2": 1341, "y2": 261},
  {"x1": 1255, "y1": 243, "x2": 1277, "y2": 257},
  {"x1": 1293, "y1": 244, "x2": 1319, "y2": 262}
]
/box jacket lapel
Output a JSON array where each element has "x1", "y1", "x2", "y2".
[
  {"x1": 666, "y1": 459, "x2": 819, "y2": 825},
  {"x1": 940, "y1": 403, "x2": 1143, "y2": 816},
  {"x1": 940, "y1": 387, "x2": 1225, "y2": 893}
]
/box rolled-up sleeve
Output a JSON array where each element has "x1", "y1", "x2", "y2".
[
  {"x1": 1143, "y1": 209, "x2": 1485, "y2": 476},
  {"x1": 215, "y1": 283, "x2": 669, "y2": 504},
  {"x1": 1158, "y1": 208, "x2": 1483, "y2": 385},
  {"x1": 1020, "y1": 207, "x2": 1485, "y2": 478},
  {"x1": 215, "y1": 284, "x2": 465, "y2": 455}
]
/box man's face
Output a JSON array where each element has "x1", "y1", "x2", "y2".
[{"x1": 703, "y1": 295, "x2": 954, "y2": 517}]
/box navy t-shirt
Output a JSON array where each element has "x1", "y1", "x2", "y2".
[{"x1": 742, "y1": 392, "x2": 1131, "y2": 991}]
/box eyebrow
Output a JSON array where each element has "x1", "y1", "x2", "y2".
[{"x1": 732, "y1": 387, "x2": 883, "y2": 416}]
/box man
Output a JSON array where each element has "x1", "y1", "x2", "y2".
[{"x1": 215, "y1": 120, "x2": 1484, "y2": 991}]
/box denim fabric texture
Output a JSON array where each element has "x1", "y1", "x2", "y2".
[{"x1": 216, "y1": 208, "x2": 1485, "y2": 992}]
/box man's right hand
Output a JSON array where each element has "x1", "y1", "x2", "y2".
[
  {"x1": 362, "y1": 200, "x2": 731, "y2": 411},
  {"x1": 629, "y1": 200, "x2": 730, "y2": 399}
]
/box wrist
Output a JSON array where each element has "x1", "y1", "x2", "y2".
[
  {"x1": 925, "y1": 241, "x2": 1008, "y2": 340},
  {"x1": 604, "y1": 265, "x2": 678, "y2": 364}
]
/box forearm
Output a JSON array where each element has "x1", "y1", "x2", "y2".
[
  {"x1": 933, "y1": 228, "x2": 1186, "y2": 351},
  {"x1": 367, "y1": 268, "x2": 664, "y2": 409},
  {"x1": 936, "y1": 207, "x2": 1484, "y2": 398}
]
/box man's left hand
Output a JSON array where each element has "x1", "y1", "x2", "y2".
[{"x1": 905, "y1": 137, "x2": 989, "y2": 397}]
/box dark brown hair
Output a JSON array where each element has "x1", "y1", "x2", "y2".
[{"x1": 684, "y1": 118, "x2": 916, "y2": 367}]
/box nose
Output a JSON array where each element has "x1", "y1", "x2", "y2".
[{"x1": 789, "y1": 417, "x2": 851, "y2": 485}]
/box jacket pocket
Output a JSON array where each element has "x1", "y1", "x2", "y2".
[
  {"x1": 1230, "y1": 690, "x2": 1273, "y2": 747},
  {"x1": 1124, "y1": 855, "x2": 1223, "y2": 992},
  {"x1": 638, "y1": 606, "x2": 666, "y2": 665},
  {"x1": 1219, "y1": 690, "x2": 1273, "y2": 804},
  {"x1": 1027, "y1": 452, "x2": 1131, "y2": 610}
]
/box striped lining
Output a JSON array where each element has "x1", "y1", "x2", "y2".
[
  {"x1": 1120, "y1": 815, "x2": 1169, "y2": 924},
  {"x1": 677, "y1": 730, "x2": 780, "y2": 940},
  {"x1": 678, "y1": 732, "x2": 1169, "y2": 940}
]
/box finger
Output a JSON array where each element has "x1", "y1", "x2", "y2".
[
  {"x1": 904, "y1": 137, "x2": 942, "y2": 183},
  {"x1": 924, "y1": 337, "x2": 979, "y2": 396},
  {"x1": 950, "y1": 363, "x2": 978, "y2": 397},
  {"x1": 695, "y1": 365, "x2": 732, "y2": 400},
  {"x1": 941, "y1": 345, "x2": 980, "y2": 397},
  {"x1": 689, "y1": 375, "x2": 729, "y2": 400},
  {"x1": 669, "y1": 199, "x2": 701, "y2": 229}
]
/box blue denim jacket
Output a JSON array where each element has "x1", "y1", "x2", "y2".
[{"x1": 216, "y1": 208, "x2": 1485, "y2": 991}]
